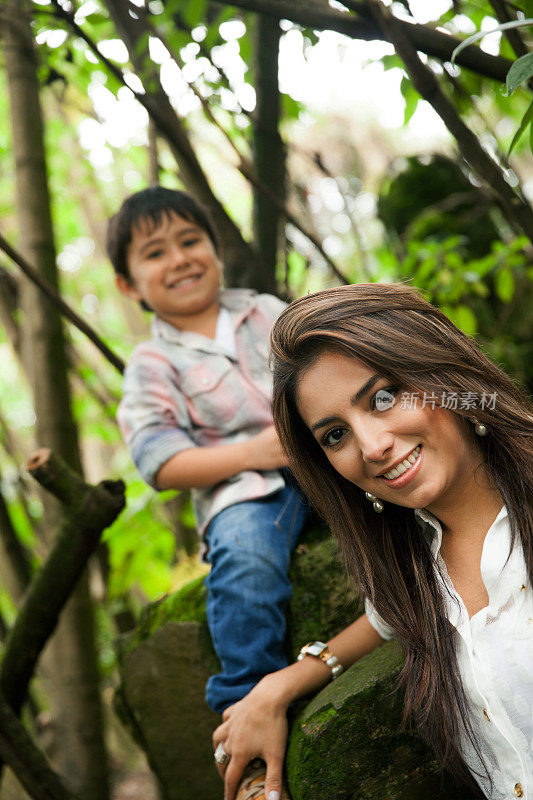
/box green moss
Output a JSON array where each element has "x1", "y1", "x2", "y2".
[
  {"x1": 287, "y1": 537, "x2": 360, "y2": 659},
  {"x1": 286, "y1": 643, "x2": 437, "y2": 800},
  {"x1": 117, "y1": 575, "x2": 207, "y2": 661}
]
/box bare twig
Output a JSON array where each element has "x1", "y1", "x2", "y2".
[
  {"x1": 0, "y1": 449, "x2": 125, "y2": 715},
  {"x1": 0, "y1": 232, "x2": 124, "y2": 374}
]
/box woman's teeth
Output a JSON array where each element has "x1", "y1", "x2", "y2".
[{"x1": 382, "y1": 445, "x2": 421, "y2": 480}]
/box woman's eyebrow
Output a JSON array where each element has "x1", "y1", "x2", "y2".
[
  {"x1": 351, "y1": 374, "x2": 380, "y2": 405},
  {"x1": 311, "y1": 374, "x2": 380, "y2": 433}
]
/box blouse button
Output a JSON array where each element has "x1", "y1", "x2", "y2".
[
  {"x1": 202, "y1": 378, "x2": 209, "y2": 385},
  {"x1": 483, "y1": 708, "x2": 490, "y2": 722},
  {"x1": 514, "y1": 782, "x2": 523, "y2": 797}
]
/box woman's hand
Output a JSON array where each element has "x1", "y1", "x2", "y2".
[{"x1": 212, "y1": 673, "x2": 290, "y2": 800}]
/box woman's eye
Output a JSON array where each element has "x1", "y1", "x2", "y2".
[
  {"x1": 183, "y1": 237, "x2": 200, "y2": 247},
  {"x1": 147, "y1": 249, "x2": 163, "y2": 259},
  {"x1": 322, "y1": 427, "x2": 345, "y2": 448},
  {"x1": 373, "y1": 387, "x2": 398, "y2": 412}
]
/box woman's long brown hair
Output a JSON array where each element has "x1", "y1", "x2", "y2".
[{"x1": 270, "y1": 283, "x2": 533, "y2": 790}]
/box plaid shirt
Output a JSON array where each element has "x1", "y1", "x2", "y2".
[{"x1": 117, "y1": 289, "x2": 287, "y2": 535}]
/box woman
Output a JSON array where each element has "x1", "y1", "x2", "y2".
[{"x1": 213, "y1": 283, "x2": 533, "y2": 800}]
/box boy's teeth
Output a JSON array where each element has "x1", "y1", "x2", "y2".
[{"x1": 383, "y1": 446, "x2": 420, "y2": 480}]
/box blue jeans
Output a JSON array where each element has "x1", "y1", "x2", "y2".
[{"x1": 204, "y1": 485, "x2": 308, "y2": 713}]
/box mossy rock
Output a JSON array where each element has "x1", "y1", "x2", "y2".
[
  {"x1": 287, "y1": 535, "x2": 360, "y2": 657},
  {"x1": 287, "y1": 642, "x2": 478, "y2": 800},
  {"x1": 115, "y1": 621, "x2": 220, "y2": 800},
  {"x1": 114, "y1": 533, "x2": 359, "y2": 799},
  {"x1": 117, "y1": 574, "x2": 208, "y2": 663},
  {"x1": 115, "y1": 533, "x2": 476, "y2": 799}
]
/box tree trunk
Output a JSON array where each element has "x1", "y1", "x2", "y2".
[
  {"x1": 252, "y1": 15, "x2": 285, "y2": 294},
  {"x1": 1, "y1": 3, "x2": 110, "y2": 798}
]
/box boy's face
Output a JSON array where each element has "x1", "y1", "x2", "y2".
[{"x1": 117, "y1": 212, "x2": 222, "y2": 328}]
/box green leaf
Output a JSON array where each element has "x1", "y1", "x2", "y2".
[
  {"x1": 495, "y1": 267, "x2": 515, "y2": 302},
  {"x1": 380, "y1": 54, "x2": 403, "y2": 71},
  {"x1": 400, "y1": 76, "x2": 419, "y2": 125},
  {"x1": 508, "y1": 98, "x2": 533, "y2": 155},
  {"x1": 442, "y1": 304, "x2": 478, "y2": 335},
  {"x1": 507, "y1": 51, "x2": 533, "y2": 94},
  {"x1": 281, "y1": 92, "x2": 303, "y2": 121},
  {"x1": 238, "y1": 30, "x2": 251, "y2": 66}
]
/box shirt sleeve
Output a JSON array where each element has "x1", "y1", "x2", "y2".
[
  {"x1": 117, "y1": 345, "x2": 196, "y2": 488},
  {"x1": 364, "y1": 597, "x2": 395, "y2": 641},
  {"x1": 256, "y1": 293, "x2": 288, "y2": 326}
]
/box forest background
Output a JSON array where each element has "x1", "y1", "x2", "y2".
[{"x1": 0, "y1": 0, "x2": 532, "y2": 798}]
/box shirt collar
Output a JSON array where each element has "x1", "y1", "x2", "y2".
[
  {"x1": 415, "y1": 506, "x2": 523, "y2": 597},
  {"x1": 150, "y1": 288, "x2": 257, "y2": 349},
  {"x1": 414, "y1": 507, "x2": 443, "y2": 559}
]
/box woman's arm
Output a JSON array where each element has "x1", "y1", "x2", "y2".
[{"x1": 213, "y1": 613, "x2": 386, "y2": 800}]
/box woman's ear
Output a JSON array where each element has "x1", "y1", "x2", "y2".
[{"x1": 115, "y1": 273, "x2": 142, "y2": 303}]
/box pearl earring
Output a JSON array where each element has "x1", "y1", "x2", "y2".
[
  {"x1": 365, "y1": 491, "x2": 384, "y2": 513},
  {"x1": 474, "y1": 421, "x2": 487, "y2": 436}
]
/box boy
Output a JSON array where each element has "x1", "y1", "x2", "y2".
[{"x1": 108, "y1": 186, "x2": 308, "y2": 718}]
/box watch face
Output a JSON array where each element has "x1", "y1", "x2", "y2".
[{"x1": 307, "y1": 642, "x2": 327, "y2": 657}]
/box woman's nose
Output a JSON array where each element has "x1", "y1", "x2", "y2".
[{"x1": 356, "y1": 421, "x2": 394, "y2": 463}]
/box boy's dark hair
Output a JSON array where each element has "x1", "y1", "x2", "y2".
[{"x1": 107, "y1": 185, "x2": 220, "y2": 281}]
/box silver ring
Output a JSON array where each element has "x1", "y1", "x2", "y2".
[{"x1": 214, "y1": 742, "x2": 230, "y2": 766}]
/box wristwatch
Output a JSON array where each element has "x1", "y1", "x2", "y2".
[{"x1": 297, "y1": 641, "x2": 344, "y2": 679}]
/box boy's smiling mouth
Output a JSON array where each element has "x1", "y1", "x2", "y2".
[{"x1": 166, "y1": 272, "x2": 203, "y2": 289}]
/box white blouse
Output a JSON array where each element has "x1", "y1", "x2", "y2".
[{"x1": 365, "y1": 507, "x2": 533, "y2": 800}]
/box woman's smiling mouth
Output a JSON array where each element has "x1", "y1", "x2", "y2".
[{"x1": 378, "y1": 444, "x2": 423, "y2": 487}]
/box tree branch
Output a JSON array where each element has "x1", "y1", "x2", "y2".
[
  {"x1": 366, "y1": 0, "x2": 533, "y2": 245},
  {"x1": 0, "y1": 692, "x2": 82, "y2": 800},
  {"x1": 0, "y1": 232, "x2": 125, "y2": 374},
  {"x1": 0, "y1": 449, "x2": 125, "y2": 715},
  {"x1": 209, "y1": 0, "x2": 515, "y2": 83}
]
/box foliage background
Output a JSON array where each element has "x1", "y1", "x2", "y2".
[{"x1": 0, "y1": 0, "x2": 532, "y2": 794}]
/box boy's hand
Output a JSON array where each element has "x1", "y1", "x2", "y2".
[{"x1": 246, "y1": 426, "x2": 289, "y2": 471}]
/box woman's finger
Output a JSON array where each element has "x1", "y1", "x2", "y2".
[
  {"x1": 264, "y1": 755, "x2": 284, "y2": 800},
  {"x1": 212, "y1": 720, "x2": 229, "y2": 749},
  {"x1": 222, "y1": 704, "x2": 235, "y2": 722},
  {"x1": 215, "y1": 760, "x2": 228, "y2": 780},
  {"x1": 224, "y1": 753, "x2": 249, "y2": 800}
]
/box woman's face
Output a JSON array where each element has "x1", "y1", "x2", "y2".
[{"x1": 295, "y1": 350, "x2": 482, "y2": 516}]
